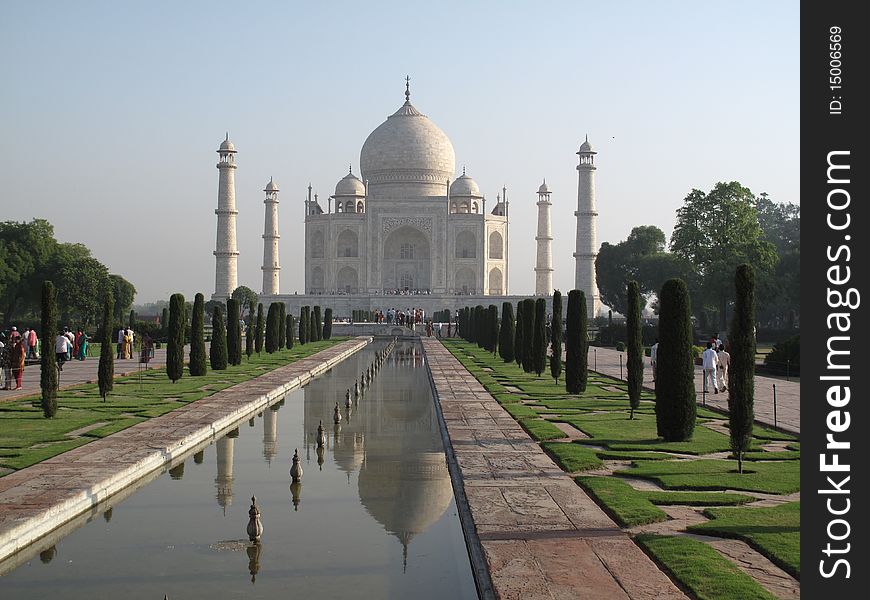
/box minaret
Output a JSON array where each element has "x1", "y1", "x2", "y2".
[
  {"x1": 534, "y1": 180, "x2": 553, "y2": 296},
  {"x1": 574, "y1": 136, "x2": 601, "y2": 318},
  {"x1": 261, "y1": 178, "x2": 280, "y2": 295},
  {"x1": 213, "y1": 134, "x2": 239, "y2": 301}
]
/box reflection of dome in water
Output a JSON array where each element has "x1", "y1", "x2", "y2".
[
  {"x1": 333, "y1": 432, "x2": 365, "y2": 473},
  {"x1": 357, "y1": 452, "x2": 452, "y2": 546}
]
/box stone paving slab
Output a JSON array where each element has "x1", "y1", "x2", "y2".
[
  {"x1": 422, "y1": 338, "x2": 687, "y2": 600},
  {"x1": 0, "y1": 337, "x2": 369, "y2": 564}
]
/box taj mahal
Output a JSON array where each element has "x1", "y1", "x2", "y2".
[{"x1": 211, "y1": 79, "x2": 601, "y2": 318}]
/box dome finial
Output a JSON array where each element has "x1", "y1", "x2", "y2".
[
  {"x1": 349, "y1": 164, "x2": 353, "y2": 174},
  {"x1": 225, "y1": 132, "x2": 229, "y2": 141},
  {"x1": 405, "y1": 75, "x2": 411, "y2": 102},
  {"x1": 462, "y1": 165, "x2": 466, "y2": 175}
]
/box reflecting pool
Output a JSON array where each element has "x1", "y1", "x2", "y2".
[{"x1": 0, "y1": 340, "x2": 477, "y2": 599}]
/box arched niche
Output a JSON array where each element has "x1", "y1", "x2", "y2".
[
  {"x1": 337, "y1": 229, "x2": 359, "y2": 258},
  {"x1": 455, "y1": 230, "x2": 476, "y2": 259},
  {"x1": 489, "y1": 231, "x2": 503, "y2": 259}
]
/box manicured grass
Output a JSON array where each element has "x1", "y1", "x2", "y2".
[
  {"x1": 594, "y1": 449, "x2": 675, "y2": 461},
  {"x1": 636, "y1": 534, "x2": 778, "y2": 600},
  {"x1": 738, "y1": 450, "x2": 800, "y2": 461},
  {"x1": 501, "y1": 403, "x2": 540, "y2": 419},
  {"x1": 518, "y1": 418, "x2": 567, "y2": 441},
  {"x1": 564, "y1": 412, "x2": 743, "y2": 455},
  {"x1": 0, "y1": 340, "x2": 344, "y2": 474},
  {"x1": 689, "y1": 502, "x2": 800, "y2": 578},
  {"x1": 751, "y1": 424, "x2": 799, "y2": 442},
  {"x1": 541, "y1": 441, "x2": 603, "y2": 472},
  {"x1": 575, "y1": 476, "x2": 667, "y2": 527},
  {"x1": 617, "y1": 458, "x2": 800, "y2": 494},
  {"x1": 641, "y1": 491, "x2": 757, "y2": 506}
]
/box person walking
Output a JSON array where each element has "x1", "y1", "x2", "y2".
[
  {"x1": 701, "y1": 342, "x2": 719, "y2": 394},
  {"x1": 117, "y1": 327, "x2": 125, "y2": 359},
  {"x1": 55, "y1": 331, "x2": 72, "y2": 372},
  {"x1": 11, "y1": 336, "x2": 26, "y2": 390},
  {"x1": 27, "y1": 328, "x2": 39, "y2": 359},
  {"x1": 64, "y1": 327, "x2": 75, "y2": 361},
  {"x1": 0, "y1": 333, "x2": 11, "y2": 390},
  {"x1": 123, "y1": 327, "x2": 134, "y2": 359},
  {"x1": 717, "y1": 344, "x2": 730, "y2": 392},
  {"x1": 77, "y1": 330, "x2": 89, "y2": 360},
  {"x1": 22, "y1": 328, "x2": 31, "y2": 360},
  {"x1": 650, "y1": 339, "x2": 659, "y2": 383}
]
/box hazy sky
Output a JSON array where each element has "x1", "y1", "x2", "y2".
[{"x1": 1, "y1": 1, "x2": 799, "y2": 303}]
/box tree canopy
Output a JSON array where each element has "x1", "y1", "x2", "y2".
[{"x1": 231, "y1": 286, "x2": 258, "y2": 321}]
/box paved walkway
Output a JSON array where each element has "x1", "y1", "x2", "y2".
[
  {"x1": 586, "y1": 346, "x2": 799, "y2": 434},
  {"x1": 422, "y1": 338, "x2": 686, "y2": 600},
  {"x1": 0, "y1": 338, "x2": 369, "y2": 566},
  {"x1": 1, "y1": 348, "x2": 168, "y2": 403}
]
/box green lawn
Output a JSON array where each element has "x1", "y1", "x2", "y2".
[
  {"x1": 641, "y1": 491, "x2": 757, "y2": 506},
  {"x1": 518, "y1": 418, "x2": 567, "y2": 441},
  {"x1": 575, "y1": 476, "x2": 668, "y2": 527},
  {"x1": 636, "y1": 534, "x2": 778, "y2": 600},
  {"x1": 0, "y1": 339, "x2": 344, "y2": 473},
  {"x1": 689, "y1": 502, "x2": 800, "y2": 578},
  {"x1": 541, "y1": 441, "x2": 603, "y2": 472},
  {"x1": 617, "y1": 458, "x2": 800, "y2": 494}
]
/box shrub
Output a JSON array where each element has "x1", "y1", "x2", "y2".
[
  {"x1": 655, "y1": 279, "x2": 696, "y2": 441},
  {"x1": 226, "y1": 298, "x2": 242, "y2": 366},
  {"x1": 255, "y1": 303, "x2": 264, "y2": 354},
  {"x1": 728, "y1": 264, "x2": 756, "y2": 473},
  {"x1": 40, "y1": 281, "x2": 58, "y2": 417},
  {"x1": 277, "y1": 302, "x2": 286, "y2": 349},
  {"x1": 532, "y1": 298, "x2": 547, "y2": 376},
  {"x1": 286, "y1": 314, "x2": 295, "y2": 349},
  {"x1": 313, "y1": 306, "x2": 322, "y2": 342},
  {"x1": 764, "y1": 334, "x2": 799, "y2": 376},
  {"x1": 499, "y1": 302, "x2": 515, "y2": 363},
  {"x1": 566, "y1": 290, "x2": 588, "y2": 394},
  {"x1": 166, "y1": 293, "x2": 186, "y2": 383},
  {"x1": 514, "y1": 301, "x2": 525, "y2": 367},
  {"x1": 97, "y1": 290, "x2": 114, "y2": 401},
  {"x1": 626, "y1": 280, "x2": 643, "y2": 419},
  {"x1": 210, "y1": 305, "x2": 228, "y2": 369},
  {"x1": 245, "y1": 300, "x2": 255, "y2": 359},
  {"x1": 323, "y1": 308, "x2": 333, "y2": 340},
  {"x1": 264, "y1": 303, "x2": 278, "y2": 353},
  {"x1": 521, "y1": 298, "x2": 536, "y2": 372},
  {"x1": 615, "y1": 341, "x2": 625, "y2": 352},
  {"x1": 550, "y1": 291, "x2": 563, "y2": 383},
  {"x1": 487, "y1": 304, "x2": 499, "y2": 354},
  {"x1": 189, "y1": 293, "x2": 207, "y2": 376}
]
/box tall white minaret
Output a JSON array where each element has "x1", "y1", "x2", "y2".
[
  {"x1": 261, "y1": 178, "x2": 280, "y2": 295},
  {"x1": 213, "y1": 134, "x2": 239, "y2": 301},
  {"x1": 534, "y1": 180, "x2": 553, "y2": 296},
  {"x1": 574, "y1": 136, "x2": 601, "y2": 318}
]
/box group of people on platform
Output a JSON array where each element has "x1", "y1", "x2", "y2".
[
  {"x1": 0, "y1": 326, "x2": 92, "y2": 389},
  {"x1": 116, "y1": 326, "x2": 136, "y2": 359},
  {"x1": 649, "y1": 334, "x2": 731, "y2": 394}
]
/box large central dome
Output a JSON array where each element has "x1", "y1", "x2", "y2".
[{"x1": 360, "y1": 89, "x2": 455, "y2": 196}]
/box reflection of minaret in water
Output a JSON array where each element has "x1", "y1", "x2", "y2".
[
  {"x1": 263, "y1": 405, "x2": 278, "y2": 465},
  {"x1": 215, "y1": 435, "x2": 235, "y2": 513}
]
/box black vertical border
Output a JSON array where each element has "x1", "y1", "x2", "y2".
[{"x1": 801, "y1": 3, "x2": 867, "y2": 596}]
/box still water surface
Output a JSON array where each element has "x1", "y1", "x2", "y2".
[{"x1": 1, "y1": 340, "x2": 477, "y2": 599}]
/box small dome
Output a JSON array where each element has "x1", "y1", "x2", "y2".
[
  {"x1": 449, "y1": 173, "x2": 481, "y2": 198},
  {"x1": 264, "y1": 178, "x2": 279, "y2": 192},
  {"x1": 335, "y1": 171, "x2": 366, "y2": 197},
  {"x1": 538, "y1": 180, "x2": 550, "y2": 194},
  {"x1": 578, "y1": 138, "x2": 595, "y2": 154},
  {"x1": 219, "y1": 136, "x2": 236, "y2": 152}
]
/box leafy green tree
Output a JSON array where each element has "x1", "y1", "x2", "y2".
[
  {"x1": 264, "y1": 303, "x2": 278, "y2": 353},
  {"x1": 655, "y1": 279, "x2": 696, "y2": 441},
  {"x1": 514, "y1": 301, "x2": 525, "y2": 368},
  {"x1": 626, "y1": 281, "x2": 643, "y2": 418},
  {"x1": 521, "y1": 299, "x2": 536, "y2": 373},
  {"x1": 166, "y1": 293, "x2": 186, "y2": 383},
  {"x1": 566, "y1": 290, "x2": 588, "y2": 394},
  {"x1": 53, "y1": 249, "x2": 110, "y2": 326},
  {"x1": 670, "y1": 182, "x2": 777, "y2": 330},
  {"x1": 499, "y1": 302, "x2": 515, "y2": 363},
  {"x1": 323, "y1": 308, "x2": 333, "y2": 340},
  {"x1": 98, "y1": 290, "x2": 114, "y2": 401},
  {"x1": 255, "y1": 303, "x2": 264, "y2": 353},
  {"x1": 0, "y1": 219, "x2": 56, "y2": 327},
  {"x1": 128, "y1": 309, "x2": 136, "y2": 329},
  {"x1": 245, "y1": 300, "x2": 255, "y2": 359},
  {"x1": 277, "y1": 302, "x2": 286, "y2": 349},
  {"x1": 210, "y1": 306, "x2": 228, "y2": 369},
  {"x1": 40, "y1": 281, "x2": 58, "y2": 417},
  {"x1": 312, "y1": 306, "x2": 323, "y2": 342},
  {"x1": 109, "y1": 274, "x2": 136, "y2": 324},
  {"x1": 550, "y1": 291, "x2": 563, "y2": 383},
  {"x1": 286, "y1": 314, "x2": 295, "y2": 349},
  {"x1": 189, "y1": 293, "x2": 207, "y2": 376},
  {"x1": 728, "y1": 264, "x2": 756, "y2": 473},
  {"x1": 755, "y1": 193, "x2": 800, "y2": 327},
  {"x1": 231, "y1": 286, "x2": 259, "y2": 323},
  {"x1": 226, "y1": 298, "x2": 242, "y2": 366},
  {"x1": 532, "y1": 298, "x2": 546, "y2": 376}
]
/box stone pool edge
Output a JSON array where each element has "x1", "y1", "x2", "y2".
[{"x1": 0, "y1": 337, "x2": 370, "y2": 565}]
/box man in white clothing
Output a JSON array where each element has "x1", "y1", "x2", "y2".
[
  {"x1": 55, "y1": 332, "x2": 72, "y2": 371},
  {"x1": 702, "y1": 342, "x2": 719, "y2": 394},
  {"x1": 717, "y1": 344, "x2": 731, "y2": 392},
  {"x1": 650, "y1": 339, "x2": 659, "y2": 382}
]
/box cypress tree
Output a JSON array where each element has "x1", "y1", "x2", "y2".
[
  {"x1": 475, "y1": 306, "x2": 485, "y2": 348},
  {"x1": 487, "y1": 304, "x2": 499, "y2": 354},
  {"x1": 255, "y1": 303, "x2": 265, "y2": 354},
  {"x1": 728, "y1": 264, "x2": 756, "y2": 473},
  {"x1": 309, "y1": 309, "x2": 318, "y2": 343},
  {"x1": 514, "y1": 301, "x2": 525, "y2": 368},
  {"x1": 566, "y1": 290, "x2": 586, "y2": 394},
  {"x1": 299, "y1": 306, "x2": 309, "y2": 345},
  {"x1": 277, "y1": 302, "x2": 286, "y2": 349},
  {"x1": 550, "y1": 290, "x2": 563, "y2": 383},
  {"x1": 128, "y1": 309, "x2": 136, "y2": 329},
  {"x1": 245, "y1": 300, "x2": 255, "y2": 359},
  {"x1": 532, "y1": 298, "x2": 547, "y2": 376},
  {"x1": 521, "y1": 298, "x2": 536, "y2": 373},
  {"x1": 499, "y1": 302, "x2": 516, "y2": 363},
  {"x1": 166, "y1": 293, "x2": 186, "y2": 383},
  {"x1": 97, "y1": 290, "x2": 114, "y2": 402},
  {"x1": 40, "y1": 281, "x2": 58, "y2": 417},
  {"x1": 286, "y1": 314, "x2": 295, "y2": 349},
  {"x1": 463, "y1": 307, "x2": 471, "y2": 341},
  {"x1": 189, "y1": 293, "x2": 207, "y2": 376},
  {"x1": 655, "y1": 278, "x2": 696, "y2": 441},
  {"x1": 226, "y1": 298, "x2": 242, "y2": 365},
  {"x1": 264, "y1": 303, "x2": 278, "y2": 353},
  {"x1": 161, "y1": 307, "x2": 169, "y2": 336},
  {"x1": 323, "y1": 308, "x2": 333, "y2": 340},
  {"x1": 210, "y1": 306, "x2": 228, "y2": 369},
  {"x1": 626, "y1": 281, "x2": 643, "y2": 419},
  {"x1": 313, "y1": 306, "x2": 323, "y2": 342}
]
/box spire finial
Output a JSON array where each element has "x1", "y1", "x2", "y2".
[
  {"x1": 405, "y1": 75, "x2": 411, "y2": 102},
  {"x1": 462, "y1": 165, "x2": 466, "y2": 175},
  {"x1": 585, "y1": 133, "x2": 588, "y2": 142},
  {"x1": 349, "y1": 164, "x2": 353, "y2": 174},
  {"x1": 225, "y1": 132, "x2": 229, "y2": 141}
]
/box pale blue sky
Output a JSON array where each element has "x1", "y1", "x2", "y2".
[{"x1": 1, "y1": 1, "x2": 799, "y2": 303}]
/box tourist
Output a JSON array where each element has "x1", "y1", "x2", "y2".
[
  {"x1": 11, "y1": 335, "x2": 26, "y2": 389},
  {"x1": 26, "y1": 327, "x2": 39, "y2": 359},
  {"x1": 63, "y1": 327, "x2": 75, "y2": 360},
  {"x1": 717, "y1": 344, "x2": 730, "y2": 392},
  {"x1": 55, "y1": 331, "x2": 72, "y2": 372},
  {"x1": 650, "y1": 339, "x2": 658, "y2": 382},
  {"x1": 123, "y1": 327, "x2": 134, "y2": 359},
  {"x1": 76, "y1": 329, "x2": 89, "y2": 360},
  {"x1": 701, "y1": 342, "x2": 719, "y2": 394},
  {"x1": 117, "y1": 326, "x2": 125, "y2": 359},
  {"x1": 9, "y1": 326, "x2": 21, "y2": 344},
  {"x1": 22, "y1": 328, "x2": 31, "y2": 359},
  {"x1": 0, "y1": 333, "x2": 11, "y2": 390}
]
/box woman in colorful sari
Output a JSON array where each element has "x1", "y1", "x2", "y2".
[
  {"x1": 72, "y1": 329, "x2": 81, "y2": 359},
  {"x1": 123, "y1": 329, "x2": 133, "y2": 359},
  {"x1": 11, "y1": 337, "x2": 25, "y2": 390},
  {"x1": 77, "y1": 330, "x2": 89, "y2": 360}
]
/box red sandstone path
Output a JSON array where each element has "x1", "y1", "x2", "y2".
[{"x1": 422, "y1": 338, "x2": 687, "y2": 600}]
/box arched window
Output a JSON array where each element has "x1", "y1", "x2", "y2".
[
  {"x1": 400, "y1": 243, "x2": 415, "y2": 259},
  {"x1": 489, "y1": 231, "x2": 504, "y2": 259},
  {"x1": 337, "y1": 229, "x2": 359, "y2": 257},
  {"x1": 488, "y1": 267, "x2": 503, "y2": 295},
  {"x1": 455, "y1": 231, "x2": 476, "y2": 259},
  {"x1": 311, "y1": 231, "x2": 325, "y2": 258},
  {"x1": 356, "y1": 201, "x2": 365, "y2": 213},
  {"x1": 472, "y1": 202, "x2": 478, "y2": 213}
]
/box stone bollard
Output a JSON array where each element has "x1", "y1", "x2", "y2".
[
  {"x1": 247, "y1": 496, "x2": 263, "y2": 543},
  {"x1": 289, "y1": 448, "x2": 303, "y2": 483},
  {"x1": 334, "y1": 402, "x2": 343, "y2": 423},
  {"x1": 316, "y1": 420, "x2": 326, "y2": 448},
  {"x1": 290, "y1": 481, "x2": 302, "y2": 511}
]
